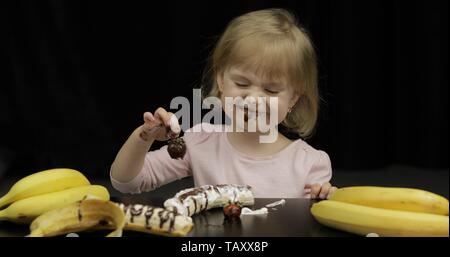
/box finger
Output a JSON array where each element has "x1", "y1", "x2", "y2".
[
  {"x1": 153, "y1": 107, "x2": 171, "y2": 127},
  {"x1": 167, "y1": 112, "x2": 181, "y2": 138},
  {"x1": 160, "y1": 112, "x2": 181, "y2": 139},
  {"x1": 310, "y1": 183, "x2": 321, "y2": 199},
  {"x1": 319, "y1": 182, "x2": 332, "y2": 199},
  {"x1": 326, "y1": 187, "x2": 338, "y2": 200},
  {"x1": 142, "y1": 112, "x2": 161, "y2": 132},
  {"x1": 165, "y1": 113, "x2": 177, "y2": 139},
  {"x1": 169, "y1": 112, "x2": 181, "y2": 135},
  {"x1": 143, "y1": 112, "x2": 155, "y2": 123}
]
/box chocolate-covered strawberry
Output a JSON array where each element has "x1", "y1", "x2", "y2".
[
  {"x1": 167, "y1": 137, "x2": 186, "y2": 159},
  {"x1": 223, "y1": 204, "x2": 242, "y2": 219}
]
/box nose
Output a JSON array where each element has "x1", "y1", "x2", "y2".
[
  {"x1": 243, "y1": 91, "x2": 266, "y2": 104},
  {"x1": 243, "y1": 95, "x2": 257, "y2": 105},
  {"x1": 241, "y1": 93, "x2": 269, "y2": 112}
]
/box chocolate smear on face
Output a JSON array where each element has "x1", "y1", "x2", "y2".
[{"x1": 244, "y1": 107, "x2": 249, "y2": 122}]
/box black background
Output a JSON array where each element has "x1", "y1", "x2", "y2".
[{"x1": 1, "y1": 0, "x2": 448, "y2": 179}]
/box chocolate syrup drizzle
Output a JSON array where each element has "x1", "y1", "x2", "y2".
[
  {"x1": 174, "y1": 185, "x2": 251, "y2": 216},
  {"x1": 129, "y1": 205, "x2": 143, "y2": 223},
  {"x1": 119, "y1": 203, "x2": 181, "y2": 233}
]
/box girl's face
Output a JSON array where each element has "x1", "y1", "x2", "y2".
[{"x1": 217, "y1": 66, "x2": 299, "y2": 132}]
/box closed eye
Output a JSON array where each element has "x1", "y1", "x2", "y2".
[
  {"x1": 234, "y1": 82, "x2": 249, "y2": 87},
  {"x1": 265, "y1": 89, "x2": 279, "y2": 94}
]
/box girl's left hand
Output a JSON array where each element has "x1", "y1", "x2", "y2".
[{"x1": 305, "y1": 182, "x2": 337, "y2": 200}]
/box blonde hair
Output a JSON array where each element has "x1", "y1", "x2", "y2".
[{"x1": 201, "y1": 8, "x2": 319, "y2": 139}]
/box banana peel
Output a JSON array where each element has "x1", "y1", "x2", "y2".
[{"x1": 28, "y1": 199, "x2": 125, "y2": 237}]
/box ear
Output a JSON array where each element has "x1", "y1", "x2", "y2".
[{"x1": 216, "y1": 71, "x2": 224, "y2": 93}]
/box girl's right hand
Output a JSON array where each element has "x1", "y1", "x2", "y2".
[{"x1": 139, "y1": 107, "x2": 181, "y2": 142}]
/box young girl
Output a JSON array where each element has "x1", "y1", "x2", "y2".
[{"x1": 110, "y1": 8, "x2": 337, "y2": 199}]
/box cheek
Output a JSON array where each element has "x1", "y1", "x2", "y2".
[
  {"x1": 220, "y1": 83, "x2": 241, "y2": 112},
  {"x1": 272, "y1": 98, "x2": 290, "y2": 123},
  {"x1": 220, "y1": 88, "x2": 236, "y2": 117},
  {"x1": 221, "y1": 82, "x2": 240, "y2": 97},
  {"x1": 277, "y1": 105, "x2": 289, "y2": 122},
  {"x1": 262, "y1": 97, "x2": 288, "y2": 124}
]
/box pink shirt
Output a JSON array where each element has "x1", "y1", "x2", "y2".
[{"x1": 111, "y1": 123, "x2": 332, "y2": 198}]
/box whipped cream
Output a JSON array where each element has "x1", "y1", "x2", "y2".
[{"x1": 240, "y1": 207, "x2": 268, "y2": 216}]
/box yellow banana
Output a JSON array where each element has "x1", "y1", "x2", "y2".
[
  {"x1": 311, "y1": 200, "x2": 449, "y2": 237},
  {"x1": 0, "y1": 185, "x2": 109, "y2": 224},
  {"x1": 28, "y1": 199, "x2": 125, "y2": 237},
  {"x1": 328, "y1": 186, "x2": 449, "y2": 215},
  {"x1": 0, "y1": 168, "x2": 90, "y2": 209}
]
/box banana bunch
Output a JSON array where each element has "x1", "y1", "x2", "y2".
[
  {"x1": 311, "y1": 186, "x2": 449, "y2": 237},
  {"x1": 0, "y1": 168, "x2": 90, "y2": 209},
  {"x1": 329, "y1": 186, "x2": 449, "y2": 215},
  {"x1": 0, "y1": 168, "x2": 110, "y2": 224},
  {"x1": 28, "y1": 199, "x2": 125, "y2": 237}
]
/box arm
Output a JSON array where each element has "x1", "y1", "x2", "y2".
[
  {"x1": 110, "y1": 108, "x2": 180, "y2": 183},
  {"x1": 303, "y1": 150, "x2": 337, "y2": 199}
]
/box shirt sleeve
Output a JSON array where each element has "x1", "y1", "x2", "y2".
[
  {"x1": 110, "y1": 123, "x2": 213, "y2": 194},
  {"x1": 304, "y1": 150, "x2": 333, "y2": 187},
  {"x1": 111, "y1": 143, "x2": 192, "y2": 194}
]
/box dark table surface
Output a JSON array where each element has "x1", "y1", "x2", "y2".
[{"x1": 0, "y1": 194, "x2": 353, "y2": 237}]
